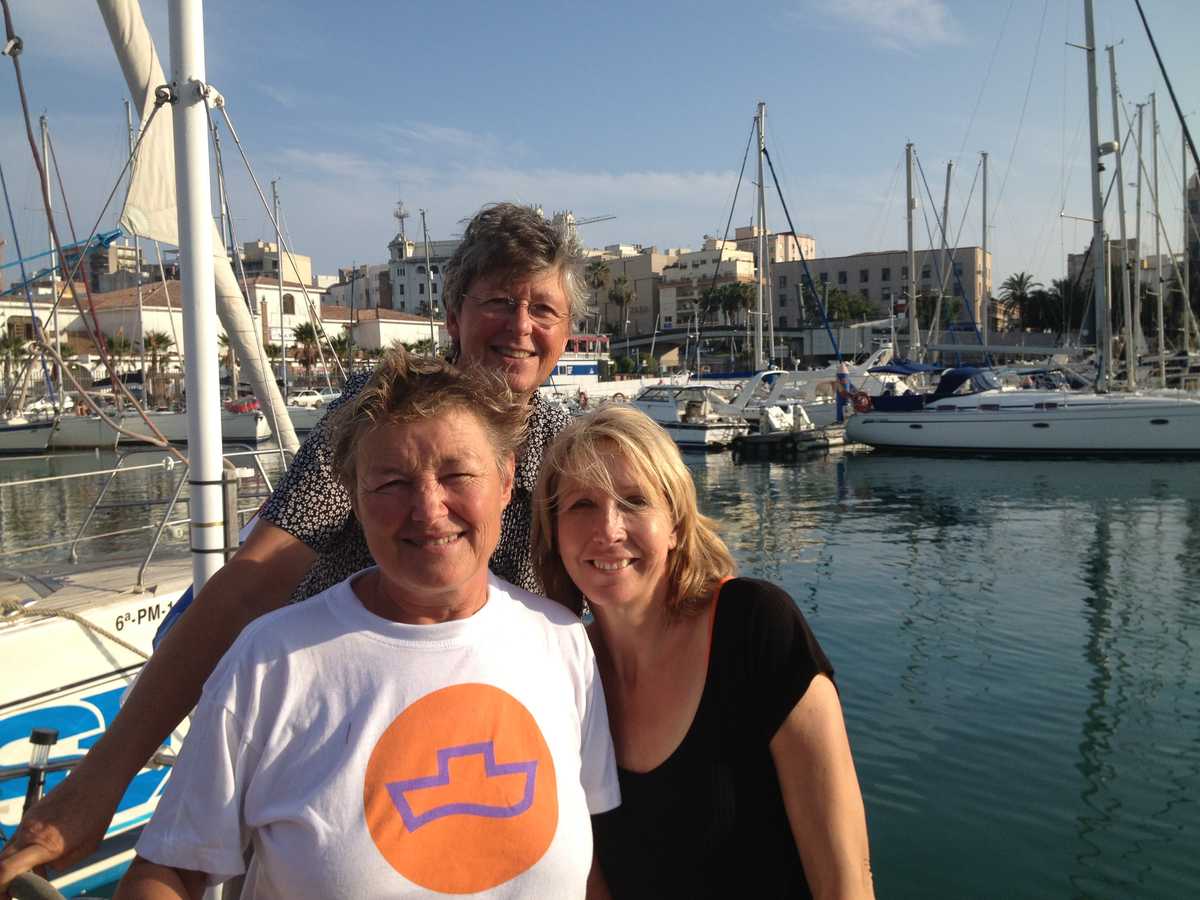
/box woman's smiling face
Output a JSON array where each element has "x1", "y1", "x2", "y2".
[{"x1": 553, "y1": 452, "x2": 677, "y2": 615}]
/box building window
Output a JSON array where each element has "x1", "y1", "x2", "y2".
[
  {"x1": 901, "y1": 265, "x2": 909, "y2": 279},
  {"x1": 431, "y1": 266, "x2": 439, "y2": 274},
  {"x1": 664, "y1": 316, "x2": 673, "y2": 329},
  {"x1": 881, "y1": 267, "x2": 891, "y2": 281},
  {"x1": 432, "y1": 283, "x2": 438, "y2": 293},
  {"x1": 882, "y1": 288, "x2": 892, "y2": 301},
  {"x1": 859, "y1": 269, "x2": 869, "y2": 283},
  {"x1": 417, "y1": 265, "x2": 426, "y2": 274},
  {"x1": 397, "y1": 283, "x2": 404, "y2": 295},
  {"x1": 921, "y1": 267, "x2": 931, "y2": 280},
  {"x1": 282, "y1": 293, "x2": 295, "y2": 315},
  {"x1": 419, "y1": 283, "x2": 425, "y2": 295},
  {"x1": 837, "y1": 270, "x2": 847, "y2": 285},
  {"x1": 778, "y1": 275, "x2": 787, "y2": 289},
  {"x1": 779, "y1": 316, "x2": 788, "y2": 328},
  {"x1": 819, "y1": 272, "x2": 829, "y2": 284}
]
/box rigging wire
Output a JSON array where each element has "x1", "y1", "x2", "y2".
[
  {"x1": 211, "y1": 101, "x2": 344, "y2": 380},
  {"x1": 0, "y1": 159, "x2": 57, "y2": 410},
  {"x1": 955, "y1": 0, "x2": 1016, "y2": 170},
  {"x1": 869, "y1": 154, "x2": 904, "y2": 253},
  {"x1": 991, "y1": 0, "x2": 1051, "y2": 227},
  {"x1": 0, "y1": 0, "x2": 181, "y2": 454}
]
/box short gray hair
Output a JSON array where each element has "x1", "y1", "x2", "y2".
[
  {"x1": 326, "y1": 347, "x2": 529, "y2": 492},
  {"x1": 442, "y1": 203, "x2": 588, "y2": 323}
]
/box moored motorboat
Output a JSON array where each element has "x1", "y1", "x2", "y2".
[
  {"x1": 630, "y1": 383, "x2": 750, "y2": 450},
  {"x1": 0, "y1": 416, "x2": 57, "y2": 455}
]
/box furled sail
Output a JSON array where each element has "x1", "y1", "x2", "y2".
[{"x1": 97, "y1": 0, "x2": 299, "y2": 452}]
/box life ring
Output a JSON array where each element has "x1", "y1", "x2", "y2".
[
  {"x1": 612, "y1": 392, "x2": 626, "y2": 404},
  {"x1": 851, "y1": 391, "x2": 873, "y2": 414}
]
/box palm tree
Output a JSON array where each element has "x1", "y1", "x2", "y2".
[
  {"x1": 607, "y1": 276, "x2": 634, "y2": 336},
  {"x1": 726, "y1": 281, "x2": 756, "y2": 326},
  {"x1": 700, "y1": 286, "x2": 724, "y2": 325},
  {"x1": 1048, "y1": 278, "x2": 1087, "y2": 341},
  {"x1": 0, "y1": 331, "x2": 30, "y2": 401},
  {"x1": 999, "y1": 272, "x2": 1042, "y2": 328},
  {"x1": 585, "y1": 258, "x2": 610, "y2": 331},
  {"x1": 292, "y1": 322, "x2": 319, "y2": 382},
  {"x1": 142, "y1": 331, "x2": 174, "y2": 406}
]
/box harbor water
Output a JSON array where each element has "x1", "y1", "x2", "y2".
[{"x1": 2, "y1": 447, "x2": 1198, "y2": 898}]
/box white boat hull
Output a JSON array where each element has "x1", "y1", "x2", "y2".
[
  {"x1": 658, "y1": 421, "x2": 750, "y2": 450},
  {"x1": 50, "y1": 410, "x2": 272, "y2": 449},
  {"x1": 847, "y1": 391, "x2": 1200, "y2": 453},
  {"x1": 0, "y1": 418, "x2": 56, "y2": 454}
]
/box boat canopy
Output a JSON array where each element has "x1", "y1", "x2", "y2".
[{"x1": 867, "y1": 360, "x2": 944, "y2": 376}]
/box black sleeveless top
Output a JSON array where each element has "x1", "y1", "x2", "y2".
[{"x1": 592, "y1": 578, "x2": 834, "y2": 898}]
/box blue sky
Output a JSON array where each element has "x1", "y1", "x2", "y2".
[{"x1": 3, "y1": 0, "x2": 1199, "y2": 290}]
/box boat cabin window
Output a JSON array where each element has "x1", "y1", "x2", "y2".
[{"x1": 638, "y1": 387, "x2": 676, "y2": 402}]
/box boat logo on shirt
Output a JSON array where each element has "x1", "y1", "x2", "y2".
[{"x1": 363, "y1": 683, "x2": 558, "y2": 893}]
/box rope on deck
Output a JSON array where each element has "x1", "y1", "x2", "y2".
[{"x1": 1, "y1": 599, "x2": 150, "y2": 659}]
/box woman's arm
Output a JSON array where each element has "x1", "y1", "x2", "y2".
[
  {"x1": 0, "y1": 522, "x2": 315, "y2": 889},
  {"x1": 769, "y1": 674, "x2": 874, "y2": 900},
  {"x1": 113, "y1": 857, "x2": 209, "y2": 900}
]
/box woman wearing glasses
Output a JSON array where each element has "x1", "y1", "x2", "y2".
[{"x1": 0, "y1": 203, "x2": 592, "y2": 886}]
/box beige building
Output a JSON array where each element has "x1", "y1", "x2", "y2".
[
  {"x1": 584, "y1": 244, "x2": 686, "y2": 336},
  {"x1": 658, "y1": 240, "x2": 757, "y2": 331},
  {"x1": 773, "y1": 246, "x2": 992, "y2": 329},
  {"x1": 734, "y1": 225, "x2": 815, "y2": 264},
  {"x1": 238, "y1": 240, "x2": 314, "y2": 287}
]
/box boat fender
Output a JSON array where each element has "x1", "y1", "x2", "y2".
[{"x1": 852, "y1": 391, "x2": 873, "y2": 414}]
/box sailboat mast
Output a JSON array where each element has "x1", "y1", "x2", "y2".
[
  {"x1": 1133, "y1": 102, "x2": 1145, "y2": 357},
  {"x1": 124, "y1": 99, "x2": 147, "y2": 394},
  {"x1": 981, "y1": 151, "x2": 988, "y2": 349},
  {"x1": 40, "y1": 115, "x2": 63, "y2": 400},
  {"x1": 754, "y1": 101, "x2": 766, "y2": 370},
  {"x1": 421, "y1": 209, "x2": 437, "y2": 353},
  {"x1": 1106, "y1": 45, "x2": 1135, "y2": 389},
  {"x1": 168, "y1": 0, "x2": 225, "y2": 589},
  {"x1": 1152, "y1": 92, "x2": 1165, "y2": 386},
  {"x1": 906, "y1": 143, "x2": 919, "y2": 360},
  {"x1": 1083, "y1": 0, "x2": 1108, "y2": 392},
  {"x1": 1185, "y1": 128, "x2": 1196, "y2": 353},
  {"x1": 272, "y1": 178, "x2": 288, "y2": 400}
]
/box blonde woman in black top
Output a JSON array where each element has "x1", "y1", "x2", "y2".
[{"x1": 533, "y1": 405, "x2": 874, "y2": 899}]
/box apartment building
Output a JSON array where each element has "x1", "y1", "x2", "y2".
[
  {"x1": 772, "y1": 245, "x2": 991, "y2": 329},
  {"x1": 657, "y1": 240, "x2": 757, "y2": 331}
]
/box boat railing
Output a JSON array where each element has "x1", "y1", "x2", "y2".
[{"x1": 0, "y1": 445, "x2": 292, "y2": 590}]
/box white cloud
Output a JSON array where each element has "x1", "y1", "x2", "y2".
[{"x1": 804, "y1": 0, "x2": 963, "y2": 51}]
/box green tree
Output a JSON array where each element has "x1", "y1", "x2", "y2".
[
  {"x1": 585, "y1": 257, "x2": 610, "y2": 331},
  {"x1": 142, "y1": 331, "x2": 174, "y2": 406},
  {"x1": 700, "y1": 286, "x2": 724, "y2": 325},
  {"x1": 0, "y1": 331, "x2": 30, "y2": 400},
  {"x1": 1048, "y1": 278, "x2": 1088, "y2": 340},
  {"x1": 404, "y1": 338, "x2": 437, "y2": 357},
  {"x1": 292, "y1": 322, "x2": 319, "y2": 381},
  {"x1": 721, "y1": 282, "x2": 756, "y2": 326},
  {"x1": 823, "y1": 287, "x2": 874, "y2": 322},
  {"x1": 999, "y1": 272, "x2": 1042, "y2": 328},
  {"x1": 607, "y1": 276, "x2": 634, "y2": 336}
]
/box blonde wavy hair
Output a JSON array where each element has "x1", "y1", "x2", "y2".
[
  {"x1": 531, "y1": 405, "x2": 736, "y2": 617},
  {"x1": 326, "y1": 347, "x2": 528, "y2": 492}
]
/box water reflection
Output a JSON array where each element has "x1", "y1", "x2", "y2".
[{"x1": 699, "y1": 450, "x2": 1200, "y2": 897}]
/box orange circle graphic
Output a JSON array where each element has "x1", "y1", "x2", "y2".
[{"x1": 363, "y1": 683, "x2": 558, "y2": 893}]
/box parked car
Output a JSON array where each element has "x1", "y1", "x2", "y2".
[{"x1": 288, "y1": 388, "x2": 341, "y2": 408}]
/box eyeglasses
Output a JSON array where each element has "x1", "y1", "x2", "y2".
[{"x1": 464, "y1": 294, "x2": 569, "y2": 328}]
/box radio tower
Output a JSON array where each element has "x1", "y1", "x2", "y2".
[{"x1": 393, "y1": 201, "x2": 410, "y2": 243}]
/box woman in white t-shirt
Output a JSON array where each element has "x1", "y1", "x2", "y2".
[{"x1": 116, "y1": 350, "x2": 619, "y2": 900}]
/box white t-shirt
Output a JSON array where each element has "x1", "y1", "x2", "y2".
[{"x1": 136, "y1": 570, "x2": 620, "y2": 899}]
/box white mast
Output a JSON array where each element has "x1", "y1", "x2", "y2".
[
  {"x1": 754, "y1": 101, "x2": 766, "y2": 370},
  {"x1": 1106, "y1": 44, "x2": 1135, "y2": 389},
  {"x1": 125, "y1": 99, "x2": 147, "y2": 395},
  {"x1": 981, "y1": 151, "x2": 988, "y2": 349},
  {"x1": 906, "y1": 143, "x2": 919, "y2": 360},
  {"x1": 40, "y1": 115, "x2": 62, "y2": 401},
  {"x1": 421, "y1": 209, "x2": 437, "y2": 353},
  {"x1": 1185, "y1": 127, "x2": 1195, "y2": 354},
  {"x1": 1133, "y1": 101, "x2": 1146, "y2": 358},
  {"x1": 272, "y1": 178, "x2": 288, "y2": 400},
  {"x1": 168, "y1": 0, "x2": 224, "y2": 589},
  {"x1": 1152, "y1": 92, "x2": 1165, "y2": 386},
  {"x1": 1084, "y1": 0, "x2": 1109, "y2": 392}
]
